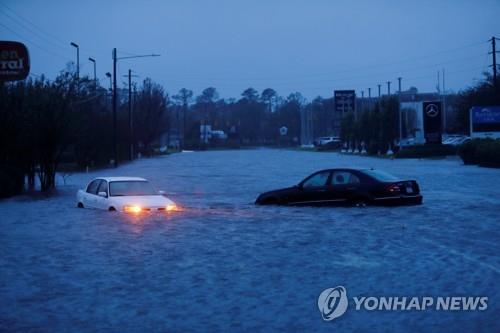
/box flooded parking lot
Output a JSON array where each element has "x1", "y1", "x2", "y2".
[{"x1": 1, "y1": 149, "x2": 499, "y2": 332}]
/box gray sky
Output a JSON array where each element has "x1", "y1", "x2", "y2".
[{"x1": 1, "y1": 0, "x2": 499, "y2": 100}]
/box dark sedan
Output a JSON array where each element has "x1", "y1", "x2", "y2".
[{"x1": 255, "y1": 168, "x2": 423, "y2": 206}]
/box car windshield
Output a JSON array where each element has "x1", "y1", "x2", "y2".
[
  {"x1": 109, "y1": 181, "x2": 156, "y2": 196},
  {"x1": 362, "y1": 169, "x2": 401, "y2": 182}
]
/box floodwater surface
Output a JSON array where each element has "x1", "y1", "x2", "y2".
[{"x1": 1, "y1": 149, "x2": 499, "y2": 332}]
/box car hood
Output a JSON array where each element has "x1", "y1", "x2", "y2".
[{"x1": 109, "y1": 195, "x2": 175, "y2": 209}]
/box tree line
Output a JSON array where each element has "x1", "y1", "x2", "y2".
[
  {"x1": 0, "y1": 68, "x2": 169, "y2": 197},
  {"x1": 1, "y1": 66, "x2": 497, "y2": 197}
]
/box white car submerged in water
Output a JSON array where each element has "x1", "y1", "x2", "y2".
[{"x1": 76, "y1": 177, "x2": 177, "y2": 213}]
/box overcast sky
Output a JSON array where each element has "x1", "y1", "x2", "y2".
[{"x1": 1, "y1": 0, "x2": 499, "y2": 100}]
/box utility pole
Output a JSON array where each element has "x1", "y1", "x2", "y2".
[
  {"x1": 124, "y1": 70, "x2": 139, "y2": 161},
  {"x1": 112, "y1": 48, "x2": 118, "y2": 168},
  {"x1": 387, "y1": 81, "x2": 391, "y2": 95},
  {"x1": 490, "y1": 36, "x2": 498, "y2": 90},
  {"x1": 442, "y1": 69, "x2": 446, "y2": 134},
  {"x1": 111, "y1": 48, "x2": 160, "y2": 168},
  {"x1": 360, "y1": 90, "x2": 364, "y2": 117},
  {"x1": 398, "y1": 77, "x2": 402, "y2": 150},
  {"x1": 128, "y1": 69, "x2": 133, "y2": 161}
]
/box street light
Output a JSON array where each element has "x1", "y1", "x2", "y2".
[
  {"x1": 70, "y1": 42, "x2": 79, "y2": 80},
  {"x1": 88, "y1": 57, "x2": 96, "y2": 89},
  {"x1": 111, "y1": 48, "x2": 160, "y2": 168},
  {"x1": 105, "y1": 72, "x2": 112, "y2": 91}
]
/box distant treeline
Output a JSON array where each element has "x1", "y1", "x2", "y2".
[
  {"x1": 0, "y1": 67, "x2": 498, "y2": 197},
  {"x1": 0, "y1": 70, "x2": 168, "y2": 197}
]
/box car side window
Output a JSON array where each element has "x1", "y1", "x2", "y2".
[
  {"x1": 86, "y1": 180, "x2": 101, "y2": 195},
  {"x1": 97, "y1": 180, "x2": 108, "y2": 196},
  {"x1": 332, "y1": 172, "x2": 360, "y2": 185},
  {"x1": 302, "y1": 171, "x2": 331, "y2": 188}
]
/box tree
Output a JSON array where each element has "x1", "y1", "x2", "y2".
[
  {"x1": 196, "y1": 87, "x2": 219, "y2": 127},
  {"x1": 173, "y1": 88, "x2": 193, "y2": 149},
  {"x1": 134, "y1": 78, "x2": 169, "y2": 155},
  {"x1": 241, "y1": 87, "x2": 259, "y2": 102},
  {"x1": 452, "y1": 73, "x2": 500, "y2": 134},
  {"x1": 260, "y1": 88, "x2": 277, "y2": 113}
]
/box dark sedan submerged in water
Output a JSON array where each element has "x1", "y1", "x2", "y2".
[{"x1": 255, "y1": 168, "x2": 422, "y2": 206}]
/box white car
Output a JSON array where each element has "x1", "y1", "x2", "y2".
[
  {"x1": 314, "y1": 136, "x2": 341, "y2": 147},
  {"x1": 76, "y1": 177, "x2": 177, "y2": 213}
]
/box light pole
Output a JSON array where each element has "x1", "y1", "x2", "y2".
[
  {"x1": 368, "y1": 88, "x2": 372, "y2": 111},
  {"x1": 398, "y1": 77, "x2": 403, "y2": 150},
  {"x1": 111, "y1": 48, "x2": 160, "y2": 168},
  {"x1": 88, "y1": 57, "x2": 96, "y2": 89},
  {"x1": 105, "y1": 72, "x2": 112, "y2": 107},
  {"x1": 105, "y1": 72, "x2": 112, "y2": 91},
  {"x1": 70, "y1": 42, "x2": 79, "y2": 80}
]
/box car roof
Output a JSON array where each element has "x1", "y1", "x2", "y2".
[
  {"x1": 93, "y1": 176, "x2": 147, "y2": 182},
  {"x1": 314, "y1": 168, "x2": 369, "y2": 173}
]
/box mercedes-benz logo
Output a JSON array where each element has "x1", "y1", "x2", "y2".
[{"x1": 425, "y1": 104, "x2": 439, "y2": 117}]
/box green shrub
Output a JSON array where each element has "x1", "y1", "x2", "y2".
[
  {"x1": 458, "y1": 138, "x2": 500, "y2": 167},
  {"x1": 396, "y1": 144, "x2": 457, "y2": 158},
  {"x1": 458, "y1": 140, "x2": 478, "y2": 164}
]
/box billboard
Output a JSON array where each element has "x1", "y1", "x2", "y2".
[
  {"x1": 422, "y1": 101, "x2": 442, "y2": 144},
  {"x1": 470, "y1": 106, "x2": 500, "y2": 138},
  {"x1": 334, "y1": 90, "x2": 356, "y2": 114},
  {"x1": 0, "y1": 41, "x2": 30, "y2": 81}
]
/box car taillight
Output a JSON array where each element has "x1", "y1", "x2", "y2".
[{"x1": 386, "y1": 184, "x2": 401, "y2": 193}]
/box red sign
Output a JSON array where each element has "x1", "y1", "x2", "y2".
[{"x1": 0, "y1": 41, "x2": 30, "y2": 81}]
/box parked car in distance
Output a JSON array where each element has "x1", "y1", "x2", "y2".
[
  {"x1": 255, "y1": 168, "x2": 423, "y2": 206},
  {"x1": 397, "y1": 137, "x2": 416, "y2": 148},
  {"x1": 76, "y1": 177, "x2": 177, "y2": 213},
  {"x1": 313, "y1": 136, "x2": 341, "y2": 147},
  {"x1": 442, "y1": 135, "x2": 471, "y2": 146}
]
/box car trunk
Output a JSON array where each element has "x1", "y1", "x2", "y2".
[{"x1": 395, "y1": 180, "x2": 420, "y2": 195}]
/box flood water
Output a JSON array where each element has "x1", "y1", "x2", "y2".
[{"x1": 1, "y1": 149, "x2": 499, "y2": 332}]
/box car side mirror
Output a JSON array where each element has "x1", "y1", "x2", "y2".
[
  {"x1": 296, "y1": 184, "x2": 303, "y2": 190},
  {"x1": 158, "y1": 190, "x2": 165, "y2": 195},
  {"x1": 98, "y1": 191, "x2": 107, "y2": 198}
]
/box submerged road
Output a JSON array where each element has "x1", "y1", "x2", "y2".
[{"x1": 1, "y1": 149, "x2": 499, "y2": 332}]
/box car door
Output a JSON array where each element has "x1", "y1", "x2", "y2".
[
  {"x1": 296, "y1": 171, "x2": 332, "y2": 205},
  {"x1": 83, "y1": 179, "x2": 102, "y2": 208},
  {"x1": 330, "y1": 171, "x2": 362, "y2": 202},
  {"x1": 94, "y1": 180, "x2": 109, "y2": 210}
]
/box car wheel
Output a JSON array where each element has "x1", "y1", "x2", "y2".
[
  {"x1": 353, "y1": 197, "x2": 369, "y2": 207},
  {"x1": 108, "y1": 207, "x2": 116, "y2": 211},
  {"x1": 77, "y1": 202, "x2": 84, "y2": 208}
]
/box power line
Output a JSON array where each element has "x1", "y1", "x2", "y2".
[
  {"x1": 0, "y1": 10, "x2": 70, "y2": 52},
  {"x1": 0, "y1": 22, "x2": 70, "y2": 60},
  {"x1": 167, "y1": 52, "x2": 487, "y2": 86},
  {"x1": 169, "y1": 40, "x2": 489, "y2": 82},
  {"x1": 0, "y1": 2, "x2": 100, "y2": 59},
  {"x1": 0, "y1": 2, "x2": 69, "y2": 49}
]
